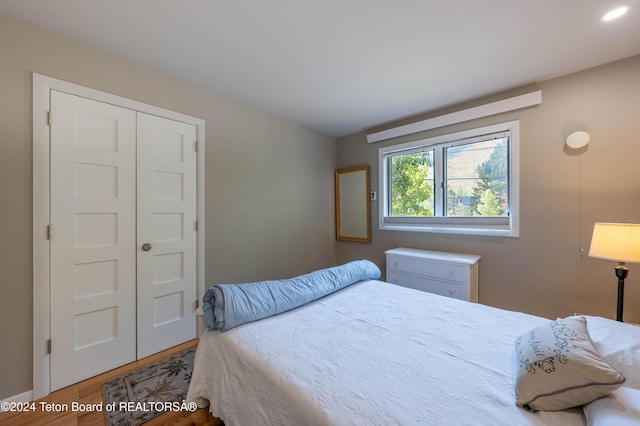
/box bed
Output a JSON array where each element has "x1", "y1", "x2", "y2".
[{"x1": 187, "y1": 262, "x2": 640, "y2": 425}]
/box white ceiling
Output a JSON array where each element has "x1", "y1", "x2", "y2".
[{"x1": 2, "y1": 0, "x2": 639, "y2": 137}]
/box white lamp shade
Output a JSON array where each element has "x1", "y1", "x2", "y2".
[
  {"x1": 589, "y1": 223, "x2": 640, "y2": 263},
  {"x1": 566, "y1": 131, "x2": 590, "y2": 149}
]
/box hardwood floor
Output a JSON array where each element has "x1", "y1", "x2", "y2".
[{"x1": 0, "y1": 339, "x2": 223, "y2": 426}]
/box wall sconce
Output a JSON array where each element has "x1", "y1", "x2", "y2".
[{"x1": 565, "y1": 130, "x2": 590, "y2": 149}]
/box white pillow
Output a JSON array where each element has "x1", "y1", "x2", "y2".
[
  {"x1": 514, "y1": 316, "x2": 625, "y2": 411},
  {"x1": 583, "y1": 387, "x2": 640, "y2": 426},
  {"x1": 586, "y1": 316, "x2": 640, "y2": 390}
]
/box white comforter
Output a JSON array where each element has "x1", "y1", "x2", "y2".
[{"x1": 187, "y1": 280, "x2": 585, "y2": 425}]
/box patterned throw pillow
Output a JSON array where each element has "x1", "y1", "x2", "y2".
[{"x1": 514, "y1": 316, "x2": 626, "y2": 411}]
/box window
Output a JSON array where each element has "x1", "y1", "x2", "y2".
[{"x1": 378, "y1": 121, "x2": 519, "y2": 237}]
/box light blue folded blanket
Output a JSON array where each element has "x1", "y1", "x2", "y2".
[{"x1": 202, "y1": 260, "x2": 381, "y2": 331}]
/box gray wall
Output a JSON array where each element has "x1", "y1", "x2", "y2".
[
  {"x1": 0, "y1": 12, "x2": 336, "y2": 400},
  {"x1": 338, "y1": 55, "x2": 640, "y2": 323}
]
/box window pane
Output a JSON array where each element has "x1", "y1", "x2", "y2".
[
  {"x1": 388, "y1": 151, "x2": 434, "y2": 216},
  {"x1": 446, "y1": 138, "x2": 508, "y2": 217}
]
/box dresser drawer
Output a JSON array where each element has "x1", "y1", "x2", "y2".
[
  {"x1": 387, "y1": 255, "x2": 466, "y2": 284},
  {"x1": 387, "y1": 271, "x2": 468, "y2": 301}
]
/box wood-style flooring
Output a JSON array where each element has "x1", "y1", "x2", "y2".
[{"x1": 0, "y1": 339, "x2": 223, "y2": 426}]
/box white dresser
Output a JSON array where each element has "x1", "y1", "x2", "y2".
[{"x1": 385, "y1": 247, "x2": 480, "y2": 302}]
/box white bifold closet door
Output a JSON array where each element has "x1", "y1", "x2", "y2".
[
  {"x1": 136, "y1": 112, "x2": 197, "y2": 359},
  {"x1": 50, "y1": 90, "x2": 196, "y2": 390}
]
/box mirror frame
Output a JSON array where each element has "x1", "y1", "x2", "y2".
[{"x1": 335, "y1": 165, "x2": 371, "y2": 243}]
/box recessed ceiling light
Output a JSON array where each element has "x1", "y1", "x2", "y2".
[{"x1": 601, "y1": 5, "x2": 630, "y2": 22}]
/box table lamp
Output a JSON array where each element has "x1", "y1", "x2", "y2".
[{"x1": 588, "y1": 222, "x2": 640, "y2": 322}]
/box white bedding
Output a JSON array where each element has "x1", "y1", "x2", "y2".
[{"x1": 187, "y1": 279, "x2": 585, "y2": 425}]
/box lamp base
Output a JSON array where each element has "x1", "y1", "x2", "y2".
[{"x1": 614, "y1": 263, "x2": 629, "y2": 322}]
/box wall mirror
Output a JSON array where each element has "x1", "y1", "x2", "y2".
[{"x1": 336, "y1": 165, "x2": 371, "y2": 243}]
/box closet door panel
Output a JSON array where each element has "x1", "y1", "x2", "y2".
[
  {"x1": 136, "y1": 112, "x2": 197, "y2": 358},
  {"x1": 49, "y1": 91, "x2": 137, "y2": 390}
]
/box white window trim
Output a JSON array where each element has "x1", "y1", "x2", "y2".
[{"x1": 378, "y1": 120, "x2": 519, "y2": 237}]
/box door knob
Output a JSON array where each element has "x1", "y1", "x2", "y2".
[{"x1": 142, "y1": 243, "x2": 152, "y2": 251}]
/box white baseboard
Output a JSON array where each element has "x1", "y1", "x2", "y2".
[{"x1": 0, "y1": 390, "x2": 33, "y2": 411}]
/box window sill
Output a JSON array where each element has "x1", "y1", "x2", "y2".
[{"x1": 379, "y1": 222, "x2": 518, "y2": 237}]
